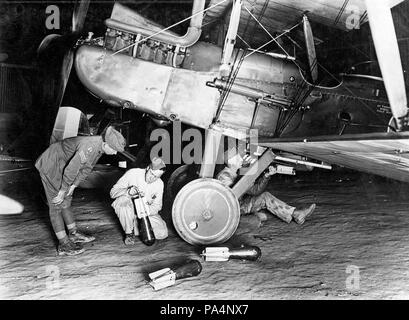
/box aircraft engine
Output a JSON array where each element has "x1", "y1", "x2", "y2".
[
  {"x1": 102, "y1": 0, "x2": 205, "y2": 68},
  {"x1": 104, "y1": 28, "x2": 187, "y2": 68}
]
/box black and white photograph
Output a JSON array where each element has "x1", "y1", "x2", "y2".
[{"x1": 1, "y1": 0, "x2": 409, "y2": 303}]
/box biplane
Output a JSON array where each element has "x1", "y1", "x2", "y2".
[{"x1": 32, "y1": 0, "x2": 409, "y2": 245}]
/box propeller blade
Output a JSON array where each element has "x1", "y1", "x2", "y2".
[
  {"x1": 303, "y1": 15, "x2": 318, "y2": 83},
  {"x1": 55, "y1": 49, "x2": 74, "y2": 111},
  {"x1": 37, "y1": 32, "x2": 79, "y2": 113},
  {"x1": 56, "y1": 0, "x2": 90, "y2": 110},
  {"x1": 72, "y1": 0, "x2": 91, "y2": 33},
  {"x1": 365, "y1": 0, "x2": 408, "y2": 130},
  {"x1": 0, "y1": 195, "x2": 24, "y2": 215},
  {"x1": 37, "y1": 34, "x2": 62, "y2": 57}
]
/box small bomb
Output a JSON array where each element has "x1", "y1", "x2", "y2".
[
  {"x1": 201, "y1": 245, "x2": 262, "y2": 262},
  {"x1": 129, "y1": 186, "x2": 155, "y2": 246},
  {"x1": 148, "y1": 259, "x2": 202, "y2": 291}
]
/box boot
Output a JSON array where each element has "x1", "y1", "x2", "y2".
[
  {"x1": 69, "y1": 230, "x2": 95, "y2": 243},
  {"x1": 58, "y1": 238, "x2": 85, "y2": 256},
  {"x1": 124, "y1": 233, "x2": 136, "y2": 245},
  {"x1": 255, "y1": 211, "x2": 268, "y2": 223},
  {"x1": 292, "y1": 204, "x2": 316, "y2": 225},
  {"x1": 255, "y1": 211, "x2": 268, "y2": 227}
]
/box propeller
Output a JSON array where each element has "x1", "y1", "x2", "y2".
[
  {"x1": 0, "y1": 195, "x2": 24, "y2": 215},
  {"x1": 37, "y1": 0, "x2": 90, "y2": 112},
  {"x1": 72, "y1": 0, "x2": 90, "y2": 33},
  {"x1": 365, "y1": 0, "x2": 408, "y2": 131}
]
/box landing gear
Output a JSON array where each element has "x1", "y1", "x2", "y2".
[
  {"x1": 172, "y1": 178, "x2": 240, "y2": 246},
  {"x1": 170, "y1": 129, "x2": 274, "y2": 246}
]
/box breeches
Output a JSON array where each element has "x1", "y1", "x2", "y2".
[
  {"x1": 240, "y1": 191, "x2": 295, "y2": 223},
  {"x1": 112, "y1": 196, "x2": 168, "y2": 239},
  {"x1": 40, "y1": 173, "x2": 75, "y2": 234}
]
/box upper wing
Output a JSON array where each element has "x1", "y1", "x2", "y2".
[
  {"x1": 259, "y1": 132, "x2": 409, "y2": 182},
  {"x1": 203, "y1": 0, "x2": 404, "y2": 48}
]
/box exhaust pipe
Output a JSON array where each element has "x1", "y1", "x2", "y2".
[{"x1": 104, "y1": 0, "x2": 205, "y2": 47}]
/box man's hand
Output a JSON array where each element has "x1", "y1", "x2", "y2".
[
  {"x1": 67, "y1": 185, "x2": 76, "y2": 197},
  {"x1": 52, "y1": 190, "x2": 66, "y2": 205},
  {"x1": 128, "y1": 186, "x2": 145, "y2": 198},
  {"x1": 265, "y1": 165, "x2": 277, "y2": 177},
  {"x1": 242, "y1": 154, "x2": 257, "y2": 167},
  {"x1": 146, "y1": 193, "x2": 157, "y2": 206}
]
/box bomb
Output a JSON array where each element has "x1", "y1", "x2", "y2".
[
  {"x1": 148, "y1": 259, "x2": 203, "y2": 290},
  {"x1": 136, "y1": 205, "x2": 155, "y2": 246},
  {"x1": 201, "y1": 245, "x2": 262, "y2": 262},
  {"x1": 130, "y1": 186, "x2": 155, "y2": 246}
]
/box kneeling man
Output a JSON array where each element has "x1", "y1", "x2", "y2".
[{"x1": 110, "y1": 157, "x2": 168, "y2": 245}]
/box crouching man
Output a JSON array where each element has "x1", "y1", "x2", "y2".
[{"x1": 110, "y1": 157, "x2": 168, "y2": 245}]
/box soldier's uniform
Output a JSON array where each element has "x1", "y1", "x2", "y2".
[
  {"x1": 216, "y1": 166, "x2": 296, "y2": 223},
  {"x1": 35, "y1": 136, "x2": 105, "y2": 238},
  {"x1": 35, "y1": 126, "x2": 126, "y2": 255}
]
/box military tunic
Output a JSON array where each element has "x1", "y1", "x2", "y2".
[{"x1": 35, "y1": 136, "x2": 104, "y2": 235}]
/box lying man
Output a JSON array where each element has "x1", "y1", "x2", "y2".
[
  {"x1": 110, "y1": 157, "x2": 168, "y2": 245},
  {"x1": 35, "y1": 126, "x2": 126, "y2": 256},
  {"x1": 217, "y1": 147, "x2": 316, "y2": 225}
]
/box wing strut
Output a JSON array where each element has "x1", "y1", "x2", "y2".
[
  {"x1": 365, "y1": 0, "x2": 408, "y2": 131},
  {"x1": 220, "y1": 0, "x2": 242, "y2": 76},
  {"x1": 303, "y1": 14, "x2": 318, "y2": 83}
]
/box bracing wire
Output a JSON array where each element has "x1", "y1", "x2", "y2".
[{"x1": 214, "y1": 48, "x2": 248, "y2": 122}]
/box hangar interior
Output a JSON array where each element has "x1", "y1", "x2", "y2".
[{"x1": 1, "y1": 0, "x2": 409, "y2": 300}]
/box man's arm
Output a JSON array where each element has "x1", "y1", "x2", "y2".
[
  {"x1": 245, "y1": 173, "x2": 271, "y2": 196},
  {"x1": 146, "y1": 182, "x2": 163, "y2": 215},
  {"x1": 246, "y1": 166, "x2": 277, "y2": 196},
  {"x1": 110, "y1": 170, "x2": 134, "y2": 199},
  {"x1": 60, "y1": 152, "x2": 86, "y2": 192},
  {"x1": 72, "y1": 150, "x2": 102, "y2": 188}
]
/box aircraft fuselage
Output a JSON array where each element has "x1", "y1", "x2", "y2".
[{"x1": 75, "y1": 38, "x2": 391, "y2": 140}]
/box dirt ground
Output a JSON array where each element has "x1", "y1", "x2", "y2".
[{"x1": 1, "y1": 162, "x2": 409, "y2": 300}]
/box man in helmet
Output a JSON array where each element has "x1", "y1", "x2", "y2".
[
  {"x1": 217, "y1": 147, "x2": 316, "y2": 225},
  {"x1": 110, "y1": 157, "x2": 168, "y2": 245},
  {"x1": 35, "y1": 126, "x2": 127, "y2": 256}
]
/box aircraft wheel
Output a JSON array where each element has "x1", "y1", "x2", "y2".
[
  {"x1": 166, "y1": 164, "x2": 199, "y2": 202},
  {"x1": 172, "y1": 178, "x2": 240, "y2": 246}
]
